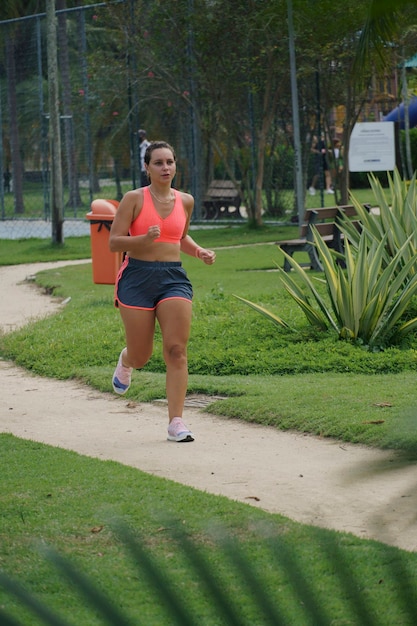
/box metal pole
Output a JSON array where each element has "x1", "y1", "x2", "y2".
[
  {"x1": 46, "y1": 0, "x2": 64, "y2": 243},
  {"x1": 128, "y1": 0, "x2": 139, "y2": 189},
  {"x1": 36, "y1": 16, "x2": 49, "y2": 221},
  {"x1": 0, "y1": 82, "x2": 4, "y2": 219},
  {"x1": 188, "y1": 0, "x2": 202, "y2": 219},
  {"x1": 287, "y1": 0, "x2": 304, "y2": 228},
  {"x1": 79, "y1": 9, "x2": 94, "y2": 206}
]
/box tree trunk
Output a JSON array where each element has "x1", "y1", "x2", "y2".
[
  {"x1": 254, "y1": 59, "x2": 282, "y2": 226},
  {"x1": 255, "y1": 130, "x2": 267, "y2": 226},
  {"x1": 340, "y1": 82, "x2": 365, "y2": 205}
]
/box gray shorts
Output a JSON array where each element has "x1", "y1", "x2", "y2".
[{"x1": 115, "y1": 257, "x2": 193, "y2": 310}]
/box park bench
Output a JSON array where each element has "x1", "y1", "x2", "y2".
[
  {"x1": 276, "y1": 204, "x2": 369, "y2": 272},
  {"x1": 202, "y1": 180, "x2": 242, "y2": 219}
]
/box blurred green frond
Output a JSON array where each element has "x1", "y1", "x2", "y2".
[{"x1": 1, "y1": 521, "x2": 417, "y2": 625}]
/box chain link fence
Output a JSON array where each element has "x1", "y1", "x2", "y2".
[
  {"x1": 0, "y1": 2, "x2": 299, "y2": 241},
  {"x1": 0, "y1": 2, "x2": 138, "y2": 240}
]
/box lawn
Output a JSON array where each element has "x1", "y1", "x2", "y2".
[
  {"x1": 2, "y1": 226, "x2": 417, "y2": 451},
  {"x1": 1, "y1": 434, "x2": 417, "y2": 625},
  {"x1": 1, "y1": 210, "x2": 417, "y2": 624}
]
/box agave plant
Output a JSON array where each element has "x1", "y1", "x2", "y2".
[
  {"x1": 236, "y1": 170, "x2": 417, "y2": 350},
  {"x1": 340, "y1": 169, "x2": 417, "y2": 278},
  {"x1": 236, "y1": 226, "x2": 417, "y2": 350}
]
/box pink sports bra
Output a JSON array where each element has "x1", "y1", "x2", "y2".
[{"x1": 129, "y1": 187, "x2": 187, "y2": 244}]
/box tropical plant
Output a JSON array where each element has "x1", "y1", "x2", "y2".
[
  {"x1": 236, "y1": 169, "x2": 417, "y2": 349},
  {"x1": 340, "y1": 169, "x2": 417, "y2": 278},
  {"x1": 236, "y1": 224, "x2": 417, "y2": 350},
  {"x1": 356, "y1": 0, "x2": 417, "y2": 73}
]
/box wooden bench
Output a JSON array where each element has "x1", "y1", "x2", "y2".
[
  {"x1": 202, "y1": 180, "x2": 242, "y2": 219},
  {"x1": 276, "y1": 205, "x2": 367, "y2": 272}
]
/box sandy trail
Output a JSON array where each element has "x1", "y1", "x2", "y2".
[{"x1": 1, "y1": 260, "x2": 416, "y2": 551}]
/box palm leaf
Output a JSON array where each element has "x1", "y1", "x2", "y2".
[
  {"x1": 0, "y1": 571, "x2": 71, "y2": 626},
  {"x1": 355, "y1": 0, "x2": 404, "y2": 73}
]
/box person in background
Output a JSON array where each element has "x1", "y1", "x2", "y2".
[
  {"x1": 308, "y1": 134, "x2": 334, "y2": 195},
  {"x1": 138, "y1": 129, "x2": 151, "y2": 187},
  {"x1": 109, "y1": 141, "x2": 216, "y2": 443}
]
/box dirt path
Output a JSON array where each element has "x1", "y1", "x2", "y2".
[{"x1": 1, "y1": 261, "x2": 416, "y2": 551}]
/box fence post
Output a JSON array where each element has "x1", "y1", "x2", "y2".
[{"x1": 46, "y1": 0, "x2": 64, "y2": 244}]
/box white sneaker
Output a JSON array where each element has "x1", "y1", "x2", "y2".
[
  {"x1": 112, "y1": 350, "x2": 132, "y2": 395},
  {"x1": 308, "y1": 187, "x2": 316, "y2": 196},
  {"x1": 167, "y1": 418, "x2": 194, "y2": 442},
  {"x1": 326, "y1": 189, "x2": 335, "y2": 194}
]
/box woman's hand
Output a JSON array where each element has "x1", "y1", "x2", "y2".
[
  {"x1": 180, "y1": 235, "x2": 215, "y2": 264},
  {"x1": 146, "y1": 225, "x2": 161, "y2": 241},
  {"x1": 197, "y1": 248, "x2": 216, "y2": 265}
]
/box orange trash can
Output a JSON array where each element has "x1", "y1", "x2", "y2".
[{"x1": 86, "y1": 199, "x2": 123, "y2": 284}]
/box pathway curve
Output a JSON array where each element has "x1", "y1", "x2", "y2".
[{"x1": 1, "y1": 260, "x2": 416, "y2": 551}]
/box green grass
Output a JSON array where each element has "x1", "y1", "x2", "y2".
[
  {"x1": 0, "y1": 182, "x2": 134, "y2": 219},
  {"x1": 304, "y1": 186, "x2": 384, "y2": 210},
  {"x1": 1, "y1": 434, "x2": 417, "y2": 625},
  {"x1": 0, "y1": 224, "x2": 299, "y2": 265},
  {"x1": 1, "y1": 236, "x2": 417, "y2": 451},
  {"x1": 2, "y1": 216, "x2": 417, "y2": 623},
  {"x1": 2, "y1": 180, "x2": 380, "y2": 221},
  {"x1": 0, "y1": 236, "x2": 92, "y2": 265}
]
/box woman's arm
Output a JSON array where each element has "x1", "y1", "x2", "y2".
[{"x1": 180, "y1": 234, "x2": 216, "y2": 264}]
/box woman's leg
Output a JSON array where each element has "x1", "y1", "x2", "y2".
[
  {"x1": 118, "y1": 305, "x2": 156, "y2": 369},
  {"x1": 156, "y1": 298, "x2": 192, "y2": 422},
  {"x1": 325, "y1": 169, "x2": 333, "y2": 192}
]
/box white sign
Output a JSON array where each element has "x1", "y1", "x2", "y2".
[{"x1": 349, "y1": 122, "x2": 395, "y2": 172}]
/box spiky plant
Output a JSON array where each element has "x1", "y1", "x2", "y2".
[
  {"x1": 340, "y1": 169, "x2": 417, "y2": 278},
  {"x1": 236, "y1": 170, "x2": 417, "y2": 350}
]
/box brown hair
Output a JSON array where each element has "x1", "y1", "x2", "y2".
[{"x1": 144, "y1": 141, "x2": 176, "y2": 165}]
